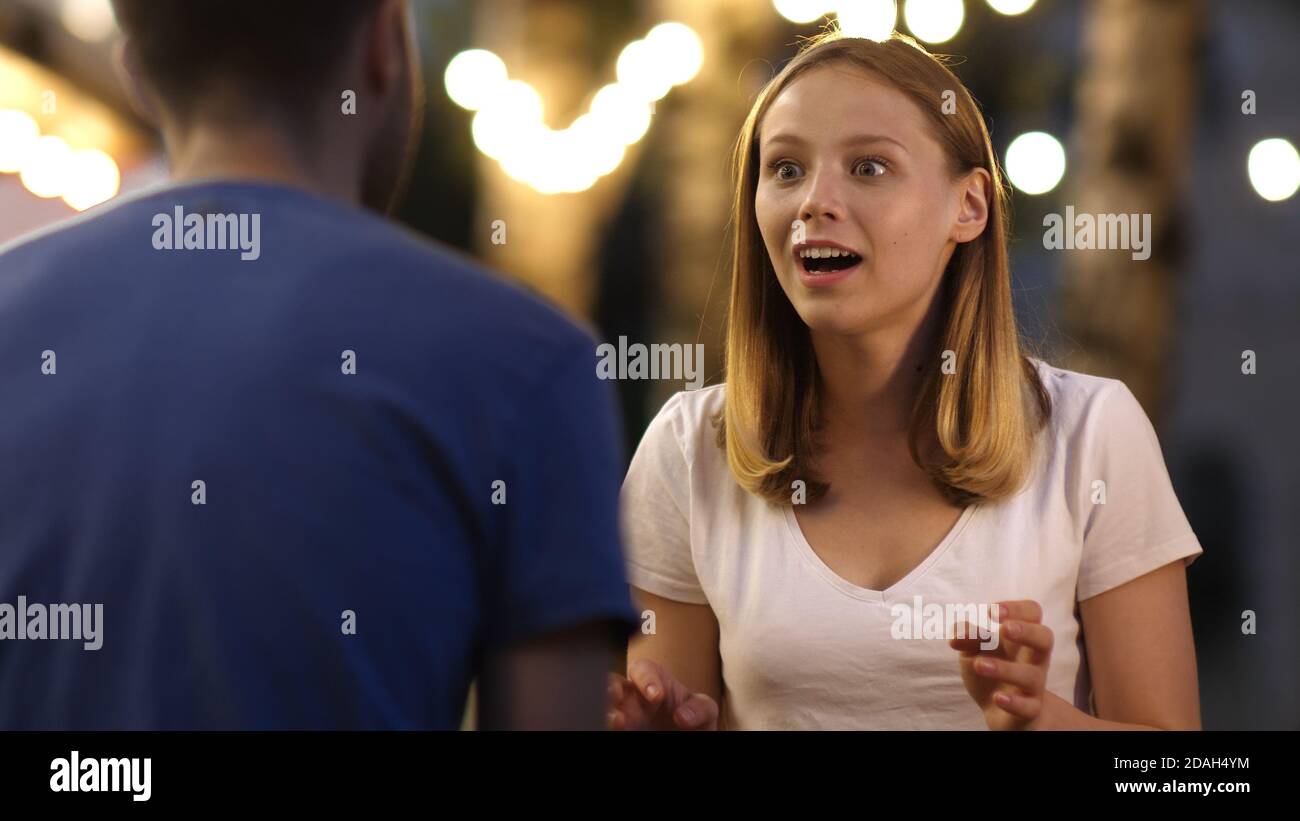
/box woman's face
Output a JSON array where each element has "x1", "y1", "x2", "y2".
[{"x1": 755, "y1": 63, "x2": 985, "y2": 339}]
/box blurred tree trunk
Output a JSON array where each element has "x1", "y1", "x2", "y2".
[
  {"x1": 1055, "y1": 0, "x2": 1204, "y2": 418},
  {"x1": 470, "y1": 0, "x2": 644, "y2": 318},
  {"x1": 467, "y1": 0, "x2": 777, "y2": 410},
  {"x1": 642, "y1": 0, "x2": 779, "y2": 409}
]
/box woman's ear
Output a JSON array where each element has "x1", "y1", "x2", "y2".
[{"x1": 951, "y1": 167, "x2": 991, "y2": 243}]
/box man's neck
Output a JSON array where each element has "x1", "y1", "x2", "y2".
[{"x1": 164, "y1": 122, "x2": 362, "y2": 205}]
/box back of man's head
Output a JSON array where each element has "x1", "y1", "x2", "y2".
[
  {"x1": 112, "y1": 1, "x2": 389, "y2": 127},
  {"x1": 110, "y1": 0, "x2": 421, "y2": 211}
]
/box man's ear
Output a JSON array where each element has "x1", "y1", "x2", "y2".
[
  {"x1": 112, "y1": 38, "x2": 159, "y2": 126},
  {"x1": 364, "y1": 0, "x2": 411, "y2": 98},
  {"x1": 951, "y1": 167, "x2": 991, "y2": 243}
]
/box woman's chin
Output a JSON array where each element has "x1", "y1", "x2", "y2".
[{"x1": 796, "y1": 309, "x2": 880, "y2": 338}]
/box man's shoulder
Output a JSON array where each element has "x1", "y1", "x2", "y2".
[
  {"x1": 0, "y1": 181, "x2": 597, "y2": 353},
  {"x1": 340, "y1": 213, "x2": 599, "y2": 349}
]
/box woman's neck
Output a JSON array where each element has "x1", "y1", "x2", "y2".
[{"x1": 811, "y1": 296, "x2": 943, "y2": 442}]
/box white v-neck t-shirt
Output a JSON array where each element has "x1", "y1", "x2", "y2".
[{"x1": 619, "y1": 358, "x2": 1204, "y2": 730}]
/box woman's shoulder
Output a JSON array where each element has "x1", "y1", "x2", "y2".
[
  {"x1": 656, "y1": 382, "x2": 727, "y2": 423},
  {"x1": 1027, "y1": 356, "x2": 1143, "y2": 446},
  {"x1": 638, "y1": 383, "x2": 728, "y2": 467}
]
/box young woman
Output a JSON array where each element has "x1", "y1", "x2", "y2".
[{"x1": 608, "y1": 31, "x2": 1203, "y2": 730}]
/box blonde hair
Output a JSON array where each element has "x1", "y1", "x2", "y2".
[{"x1": 718, "y1": 30, "x2": 1051, "y2": 507}]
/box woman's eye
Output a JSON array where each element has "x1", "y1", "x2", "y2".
[
  {"x1": 855, "y1": 159, "x2": 888, "y2": 177},
  {"x1": 773, "y1": 162, "x2": 801, "y2": 180},
  {"x1": 766, "y1": 159, "x2": 884, "y2": 180}
]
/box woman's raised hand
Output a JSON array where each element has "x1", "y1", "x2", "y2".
[
  {"x1": 950, "y1": 599, "x2": 1056, "y2": 730},
  {"x1": 607, "y1": 658, "x2": 719, "y2": 731}
]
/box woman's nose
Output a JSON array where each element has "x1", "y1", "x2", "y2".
[{"x1": 799, "y1": 173, "x2": 846, "y2": 223}]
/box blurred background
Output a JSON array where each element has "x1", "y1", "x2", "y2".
[{"x1": 0, "y1": 0, "x2": 1295, "y2": 729}]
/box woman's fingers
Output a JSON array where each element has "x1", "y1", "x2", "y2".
[
  {"x1": 947, "y1": 602, "x2": 1051, "y2": 658},
  {"x1": 607, "y1": 673, "x2": 627, "y2": 705},
  {"x1": 607, "y1": 707, "x2": 627, "y2": 730},
  {"x1": 627, "y1": 658, "x2": 668, "y2": 705},
  {"x1": 970, "y1": 655, "x2": 1046, "y2": 693},
  {"x1": 947, "y1": 601, "x2": 1054, "y2": 730},
  {"x1": 993, "y1": 689, "x2": 1043, "y2": 721},
  {"x1": 672, "y1": 692, "x2": 719, "y2": 730},
  {"x1": 622, "y1": 659, "x2": 718, "y2": 730},
  {"x1": 608, "y1": 671, "x2": 661, "y2": 730},
  {"x1": 610, "y1": 690, "x2": 716, "y2": 731},
  {"x1": 606, "y1": 674, "x2": 631, "y2": 730},
  {"x1": 998, "y1": 599, "x2": 1043, "y2": 625},
  {"x1": 1002, "y1": 619, "x2": 1054, "y2": 661},
  {"x1": 951, "y1": 615, "x2": 998, "y2": 654}
]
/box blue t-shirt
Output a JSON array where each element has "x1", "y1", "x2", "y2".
[{"x1": 0, "y1": 180, "x2": 638, "y2": 729}]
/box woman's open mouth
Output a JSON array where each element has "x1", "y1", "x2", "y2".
[{"x1": 794, "y1": 244, "x2": 863, "y2": 285}]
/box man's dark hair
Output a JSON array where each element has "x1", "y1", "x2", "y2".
[{"x1": 111, "y1": 0, "x2": 385, "y2": 126}]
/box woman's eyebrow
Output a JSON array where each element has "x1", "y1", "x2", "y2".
[{"x1": 762, "y1": 132, "x2": 909, "y2": 153}]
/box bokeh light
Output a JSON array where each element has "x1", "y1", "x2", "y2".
[
  {"x1": 1005, "y1": 131, "x2": 1066, "y2": 195},
  {"x1": 838, "y1": 0, "x2": 897, "y2": 41},
  {"x1": 61, "y1": 148, "x2": 121, "y2": 211},
  {"x1": 774, "y1": 0, "x2": 829, "y2": 24},
  {"x1": 905, "y1": 0, "x2": 964, "y2": 44},
  {"x1": 452, "y1": 22, "x2": 703, "y2": 194},
  {"x1": 986, "y1": 0, "x2": 1037, "y2": 15},
  {"x1": 59, "y1": 0, "x2": 118, "y2": 43},
  {"x1": 0, "y1": 109, "x2": 41, "y2": 173},
  {"x1": 645, "y1": 22, "x2": 704, "y2": 87},
  {"x1": 1247, "y1": 138, "x2": 1300, "y2": 202},
  {"x1": 19, "y1": 135, "x2": 73, "y2": 199},
  {"x1": 444, "y1": 49, "x2": 510, "y2": 111}
]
